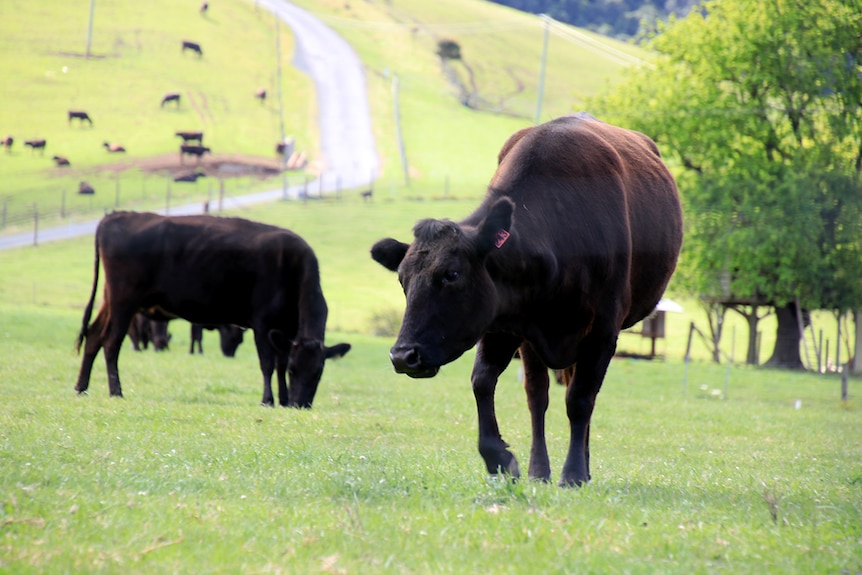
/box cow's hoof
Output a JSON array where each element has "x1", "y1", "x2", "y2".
[
  {"x1": 260, "y1": 401, "x2": 274, "y2": 408},
  {"x1": 75, "y1": 390, "x2": 88, "y2": 396}
]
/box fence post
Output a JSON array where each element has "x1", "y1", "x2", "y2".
[
  {"x1": 115, "y1": 174, "x2": 120, "y2": 208},
  {"x1": 218, "y1": 177, "x2": 224, "y2": 211},
  {"x1": 61, "y1": 190, "x2": 66, "y2": 219},
  {"x1": 32, "y1": 203, "x2": 39, "y2": 246},
  {"x1": 165, "y1": 180, "x2": 171, "y2": 215},
  {"x1": 1, "y1": 201, "x2": 6, "y2": 230},
  {"x1": 841, "y1": 364, "x2": 849, "y2": 402}
]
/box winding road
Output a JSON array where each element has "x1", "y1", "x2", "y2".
[{"x1": 0, "y1": 1, "x2": 377, "y2": 250}]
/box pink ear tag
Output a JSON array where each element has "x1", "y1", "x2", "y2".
[{"x1": 494, "y1": 229, "x2": 510, "y2": 248}]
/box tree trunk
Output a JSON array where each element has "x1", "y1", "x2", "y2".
[{"x1": 765, "y1": 303, "x2": 805, "y2": 369}]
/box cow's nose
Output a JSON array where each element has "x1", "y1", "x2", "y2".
[{"x1": 390, "y1": 344, "x2": 422, "y2": 373}]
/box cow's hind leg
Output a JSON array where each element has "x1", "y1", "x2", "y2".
[
  {"x1": 560, "y1": 330, "x2": 617, "y2": 487},
  {"x1": 520, "y1": 343, "x2": 551, "y2": 482},
  {"x1": 254, "y1": 330, "x2": 276, "y2": 406},
  {"x1": 472, "y1": 333, "x2": 522, "y2": 479},
  {"x1": 102, "y1": 307, "x2": 135, "y2": 397},
  {"x1": 75, "y1": 308, "x2": 108, "y2": 394}
]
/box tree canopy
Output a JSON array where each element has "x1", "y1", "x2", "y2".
[{"x1": 596, "y1": 0, "x2": 862, "y2": 367}]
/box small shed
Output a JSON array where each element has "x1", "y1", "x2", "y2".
[{"x1": 637, "y1": 298, "x2": 684, "y2": 358}]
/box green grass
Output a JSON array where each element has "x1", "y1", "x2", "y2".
[{"x1": 1, "y1": 196, "x2": 860, "y2": 574}]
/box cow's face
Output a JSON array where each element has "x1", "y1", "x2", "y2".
[
  {"x1": 286, "y1": 339, "x2": 352, "y2": 408},
  {"x1": 218, "y1": 325, "x2": 245, "y2": 357},
  {"x1": 371, "y1": 199, "x2": 514, "y2": 378}
]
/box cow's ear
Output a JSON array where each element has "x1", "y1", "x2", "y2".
[
  {"x1": 371, "y1": 238, "x2": 410, "y2": 271},
  {"x1": 477, "y1": 198, "x2": 515, "y2": 255},
  {"x1": 268, "y1": 330, "x2": 290, "y2": 354},
  {"x1": 325, "y1": 342, "x2": 351, "y2": 359}
]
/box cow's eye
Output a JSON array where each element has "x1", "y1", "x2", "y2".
[{"x1": 442, "y1": 270, "x2": 460, "y2": 284}]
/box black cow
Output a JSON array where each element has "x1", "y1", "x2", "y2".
[
  {"x1": 52, "y1": 155, "x2": 70, "y2": 167},
  {"x1": 24, "y1": 139, "x2": 46, "y2": 154},
  {"x1": 78, "y1": 181, "x2": 95, "y2": 195},
  {"x1": 174, "y1": 171, "x2": 206, "y2": 183},
  {"x1": 74, "y1": 212, "x2": 351, "y2": 407},
  {"x1": 180, "y1": 144, "x2": 210, "y2": 162},
  {"x1": 175, "y1": 131, "x2": 203, "y2": 144},
  {"x1": 190, "y1": 324, "x2": 245, "y2": 357},
  {"x1": 1, "y1": 136, "x2": 12, "y2": 152},
  {"x1": 128, "y1": 313, "x2": 171, "y2": 351},
  {"x1": 371, "y1": 114, "x2": 683, "y2": 486},
  {"x1": 161, "y1": 93, "x2": 181, "y2": 108},
  {"x1": 103, "y1": 141, "x2": 126, "y2": 153},
  {"x1": 181, "y1": 40, "x2": 203, "y2": 57},
  {"x1": 68, "y1": 110, "x2": 93, "y2": 126}
]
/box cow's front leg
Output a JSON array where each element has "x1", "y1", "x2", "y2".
[
  {"x1": 472, "y1": 333, "x2": 522, "y2": 479},
  {"x1": 560, "y1": 330, "x2": 617, "y2": 487},
  {"x1": 519, "y1": 343, "x2": 551, "y2": 482},
  {"x1": 275, "y1": 354, "x2": 289, "y2": 407},
  {"x1": 254, "y1": 330, "x2": 276, "y2": 406}
]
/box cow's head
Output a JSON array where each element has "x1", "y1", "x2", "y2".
[
  {"x1": 271, "y1": 333, "x2": 351, "y2": 408},
  {"x1": 217, "y1": 325, "x2": 245, "y2": 357},
  {"x1": 371, "y1": 198, "x2": 514, "y2": 378}
]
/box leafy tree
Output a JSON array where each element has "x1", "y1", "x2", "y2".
[{"x1": 597, "y1": 0, "x2": 862, "y2": 369}]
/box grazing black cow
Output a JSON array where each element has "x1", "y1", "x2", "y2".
[
  {"x1": 1, "y1": 136, "x2": 12, "y2": 152},
  {"x1": 103, "y1": 141, "x2": 126, "y2": 153},
  {"x1": 161, "y1": 93, "x2": 181, "y2": 108},
  {"x1": 68, "y1": 110, "x2": 93, "y2": 126},
  {"x1": 181, "y1": 40, "x2": 203, "y2": 57},
  {"x1": 78, "y1": 181, "x2": 95, "y2": 195},
  {"x1": 255, "y1": 88, "x2": 267, "y2": 102},
  {"x1": 173, "y1": 171, "x2": 205, "y2": 183},
  {"x1": 74, "y1": 212, "x2": 351, "y2": 407},
  {"x1": 371, "y1": 114, "x2": 683, "y2": 486},
  {"x1": 128, "y1": 313, "x2": 171, "y2": 351},
  {"x1": 200, "y1": 2, "x2": 209, "y2": 15},
  {"x1": 190, "y1": 324, "x2": 245, "y2": 357},
  {"x1": 52, "y1": 155, "x2": 70, "y2": 167},
  {"x1": 24, "y1": 139, "x2": 46, "y2": 154},
  {"x1": 180, "y1": 144, "x2": 210, "y2": 162},
  {"x1": 175, "y1": 131, "x2": 203, "y2": 144}
]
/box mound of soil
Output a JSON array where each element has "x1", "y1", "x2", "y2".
[{"x1": 93, "y1": 152, "x2": 284, "y2": 179}]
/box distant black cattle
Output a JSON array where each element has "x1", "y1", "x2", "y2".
[
  {"x1": 190, "y1": 324, "x2": 245, "y2": 357},
  {"x1": 200, "y1": 2, "x2": 209, "y2": 15},
  {"x1": 78, "y1": 181, "x2": 95, "y2": 195},
  {"x1": 103, "y1": 142, "x2": 126, "y2": 153},
  {"x1": 52, "y1": 155, "x2": 70, "y2": 167},
  {"x1": 68, "y1": 110, "x2": 93, "y2": 126},
  {"x1": 175, "y1": 131, "x2": 203, "y2": 144},
  {"x1": 24, "y1": 139, "x2": 46, "y2": 154},
  {"x1": 128, "y1": 313, "x2": 171, "y2": 351},
  {"x1": 1, "y1": 136, "x2": 12, "y2": 152},
  {"x1": 74, "y1": 212, "x2": 351, "y2": 407},
  {"x1": 255, "y1": 88, "x2": 267, "y2": 102},
  {"x1": 174, "y1": 171, "x2": 206, "y2": 183},
  {"x1": 371, "y1": 114, "x2": 683, "y2": 486},
  {"x1": 161, "y1": 93, "x2": 181, "y2": 108},
  {"x1": 181, "y1": 40, "x2": 203, "y2": 57},
  {"x1": 180, "y1": 144, "x2": 211, "y2": 162}
]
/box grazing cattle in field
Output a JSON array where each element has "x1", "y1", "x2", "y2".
[
  {"x1": 128, "y1": 313, "x2": 171, "y2": 351},
  {"x1": 371, "y1": 114, "x2": 683, "y2": 486},
  {"x1": 175, "y1": 131, "x2": 203, "y2": 144},
  {"x1": 181, "y1": 40, "x2": 203, "y2": 57},
  {"x1": 161, "y1": 92, "x2": 181, "y2": 108},
  {"x1": 190, "y1": 323, "x2": 245, "y2": 357},
  {"x1": 24, "y1": 139, "x2": 46, "y2": 154},
  {"x1": 1, "y1": 136, "x2": 12, "y2": 152},
  {"x1": 360, "y1": 190, "x2": 373, "y2": 202},
  {"x1": 52, "y1": 155, "x2": 70, "y2": 167},
  {"x1": 74, "y1": 212, "x2": 351, "y2": 407},
  {"x1": 68, "y1": 110, "x2": 93, "y2": 126},
  {"x1": 103, "y1": 141, "x2": 126, "y2": 153},
  {"x1": 180, "y1": 144, "x2": 210, "y2": 162},
  {"x1": 173, "y1": 170, "x2": 205, "y2": 182},
  {"x1": 78, "y1": 181, "x2": 95, "y2": 195},
  {"x1": 200, "y1": 2, "x2": 209, "y2": 15},
  {"x1": 255, "y1": 88, "x2": 267, "y2": 102}
]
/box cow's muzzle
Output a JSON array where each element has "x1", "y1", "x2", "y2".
[{"x1": 390, "y1": 344, "x2": 440, "y2": 378}]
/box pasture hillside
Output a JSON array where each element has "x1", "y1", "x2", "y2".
[{"x1": 0, "y1": 0, "x2": 315, "y2": 231}]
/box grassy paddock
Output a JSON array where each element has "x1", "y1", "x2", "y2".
[{"x1": 0, "y1": 301, "x2": 859, "y2": 574}]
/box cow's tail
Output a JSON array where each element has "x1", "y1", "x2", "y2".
[{"x1": 75, "y1": 227, "x2": 101, "y2": 354}]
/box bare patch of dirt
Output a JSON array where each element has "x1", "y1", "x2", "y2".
[{"x1": 92, "y1": 152, "x2": 284, "y2": 179}]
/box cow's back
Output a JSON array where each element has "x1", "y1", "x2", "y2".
[{"x1": 484, "y1": 115, "x2": 682, "y2": 333}]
